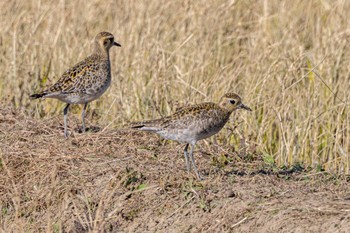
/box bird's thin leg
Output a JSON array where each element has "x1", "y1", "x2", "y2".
[
  {"x1": 184, "y1": 143, "x2": 190, "y2": 172},
  {"x1": 82, "y1": 103, "x2": 88, "y2": 132},
  {"x1": 63, "y1": 104, "x2": 70, "y2": 138},
  {"x1": 189, "y1": 143, "x2": 203, "y2": 180}
]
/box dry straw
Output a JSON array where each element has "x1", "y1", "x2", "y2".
[{"x1": 0, "y1": 0, "x2": 349, "y2": 174}]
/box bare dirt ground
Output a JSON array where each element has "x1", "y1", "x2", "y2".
[{"x1": 1, "y1": 103, "x2": 350, "y2": 233}]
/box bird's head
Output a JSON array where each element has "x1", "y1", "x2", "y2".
[{"x1": 219, "y1": 93, "x2": 252, "y2": 113}]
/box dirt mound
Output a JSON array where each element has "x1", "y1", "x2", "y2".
[{"x1": 1, "y1": 103, "x2": 349, "y2": 232}]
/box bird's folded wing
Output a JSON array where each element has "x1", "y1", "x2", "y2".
[{"x1": 44, "y1": 56, "x2": 99, "y2": 94}]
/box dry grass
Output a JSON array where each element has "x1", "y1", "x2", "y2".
[
  {"x1": 1, "y1": 102, "x2": 350, "y2": 232},
  {"x1": 1, "y1": 0, "x2": 349, "y2": 172},
  {"x1": 1, "y1": 0, "x2": 349, "y2": 173},
  {"x1": 1, "y1": 0, "x2": 350, "y2": 231}
]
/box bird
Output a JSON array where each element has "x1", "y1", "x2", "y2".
[
  {"x1": 30, "y1": 32, "x2": 121, "y2": 138},
  {"x1": 130, "y1": 93, "x2": 252, "y2": 180}
]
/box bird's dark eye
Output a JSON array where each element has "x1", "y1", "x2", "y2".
[
  {"x1": 230, "y1": 99, "x2": 236, "y2": 104},
  {"x1": 103, "y1": 40, "x2": 108, "y2": 45}
]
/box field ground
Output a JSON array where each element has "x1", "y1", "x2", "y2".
[{"x1": 1, "y1": 103, "x2": 350, "y2": 232}]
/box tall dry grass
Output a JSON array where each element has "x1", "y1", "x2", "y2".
[{"x1": 1, "y1": 0, "x2": 349, "y2": 173}]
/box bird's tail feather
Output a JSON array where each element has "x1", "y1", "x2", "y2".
[
  {"x1": 30, "y1": 92, "x2": 47, "y2": 99},
  {"x1": 130, "y1": 123, "x2": 145, "y2": 129},
  {"x1": 129, "y1": 120, "x2": 162, "y2": 132}
]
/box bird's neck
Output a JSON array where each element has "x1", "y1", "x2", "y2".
[
  {"x1": 218, "y1": 102, "x2": 229, "y2": 111},
  {"x1": 94, "y1": 44, "x2": 109, "y2": 59}
]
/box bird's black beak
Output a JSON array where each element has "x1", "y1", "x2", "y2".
[
  {"x1": 240, "y1": 103, "x2": 252, "y2": 111},
  {"x1": 114, "y1": 41, "x2": 121, "y2": 47}
]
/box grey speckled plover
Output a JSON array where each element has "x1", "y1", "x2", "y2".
[
  {"x1": 131, "y1": 93, "x2": 252, "y2": 180},
  {"x1": 30, "y1": 32, "x2": 121, "y2": 138}
]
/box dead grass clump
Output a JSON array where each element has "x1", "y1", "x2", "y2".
[
  {"x1": 1, "y1": 103, "x2": 350, "y2": 231},
  {"x1": 1, "y1": 102, "x2": 350, "y2": 232}
]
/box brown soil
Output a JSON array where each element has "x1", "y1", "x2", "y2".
[{"x1": 1, "y1": 103, "x2": 349, "y2": 233}]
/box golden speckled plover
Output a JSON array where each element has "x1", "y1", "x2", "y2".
[
  {"x1": 30, "y1": 32, "x2": 121, "y2": 138},
  {"x1": 131, "y1": 93, "x2": 252, "y2": 180}
]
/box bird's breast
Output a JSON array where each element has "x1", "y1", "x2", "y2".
[{"x1": 192, "y1": 112, "x2": 230, "y2": 140}]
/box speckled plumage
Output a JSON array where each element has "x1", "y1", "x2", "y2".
[
  {"x1": 30, "y1": 32, "x2": 121, "y2": 138},
  {"x1": 131, "y1": 93, "x2": 252, "y2": 179}
]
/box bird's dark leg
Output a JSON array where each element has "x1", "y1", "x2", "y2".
[
  {"x1": 63, "y1": 104, "x2": 70, "y2": 138},
  {"x1": 82, "y1": 103, "x2": 88, "y2": 132},
  {"x1": 184, "y1": 143, "x2": 190, "y2": 172},
  {"x1": 189, "y1": 143, "x2": 203, "y2": 180}
]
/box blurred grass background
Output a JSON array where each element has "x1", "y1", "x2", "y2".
[{"x1": 1, "y1": 0, "x2": 349, "y2": 174}]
